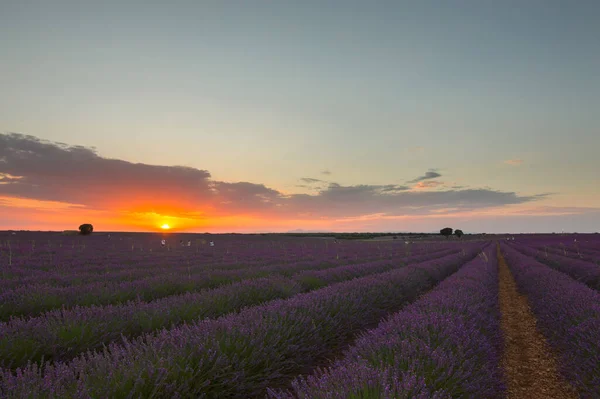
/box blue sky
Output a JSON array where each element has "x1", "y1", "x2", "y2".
[{"x1": 1, "y1": 1, "x2": 599, "y2": 232}]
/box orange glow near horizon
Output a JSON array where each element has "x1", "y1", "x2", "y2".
[{"x1": 0, "y1": 194, "x2": 596, "y2": 233}]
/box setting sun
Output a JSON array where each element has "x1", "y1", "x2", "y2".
[{"x1": 160, "y1": 224, "x2": 170, "y2": 230}]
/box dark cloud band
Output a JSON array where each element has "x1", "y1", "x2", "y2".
[{"x1": 0, "y1": 133, "x2": 546, "y2": 220}]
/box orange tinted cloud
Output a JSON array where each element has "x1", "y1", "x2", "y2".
[
  {"x1": 413, "y1": 181, "x2": 444, "y2": 190},
  {"x1": 0, "y1": 196, "x2": 85, "y2": 211}
]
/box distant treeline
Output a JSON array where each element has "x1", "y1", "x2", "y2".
[{"x1": 276, "y1": 232, "x2": 434, "y2": 240}]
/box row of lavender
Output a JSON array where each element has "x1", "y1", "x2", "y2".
[
  {"x1": 0, "y1": 243, "x2": 486, "y2": 397},
  {"x1": 524, "y1": 241, "x2": 600, "y2": 264},
  {"x1": 508, "y1": 241, "x2": 600, "y2": 291},
  {"x1": 501, "y1": 244, "x2": 600, "y2": 397},
  {"x1": 539, "y1": 245, "x2": 600, "y2": 265},
  {"x1": 0, "y1": 254, "x2": 286, "y2": 290},
  {"x1": 0, "y1": 232, "x2": 425, "y2": 273},
  {"x1": 269, "y1": 245, "x2": 504, "y2": 398},
  {"x1": 0, "y1": 246, "x2": 456, "y2": 321},
  {"x1": 507, "y1": 234, "x2": 600, "y2": 262},
  {"x1": 0, "y1": 235, "x2": 420, "y2": 288},
  {"x1": 0, "y1": 257, "x2": 347, "y2": 319},
  {"x1": 0, "y1": 257, "x2": 339, "y2": 294},
  {"x1": 0, "y1": 239, "x2": 447, "y2": 293},
  {"x1": 0, "y1": 235, "x2": 443, "y2": 292},
  {"x1": 0, "y1": 248, "x2": 459, "y2": 368}
]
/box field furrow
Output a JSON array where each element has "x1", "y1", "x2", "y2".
[
  {"x1": 500, "y1": 244, "x2": 600, "y2": 397},
  {"x1": 498, "y1": 246, "x2": 576, "y2": 399}
]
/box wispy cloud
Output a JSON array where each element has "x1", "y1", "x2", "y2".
[
  {"x1": 0, "y1": 173, "x2": 23, "y2": 185},
  {"x1": 381, "y1": 184, "x2": 410, "y2": 192},
  {"x1": 504, "y1": 159, "x2": 524, "y2": 166},
  {"x1": 408, "y1": 170, "x2": 442, "y2": 183},
  {"x1": 320, "y1": 170, "x2": 331, "y2": 175},
  {"x1": 299, "y1": 177, "x2": 324, "y2": 184}
]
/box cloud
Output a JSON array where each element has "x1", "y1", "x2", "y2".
[
  {"x1": 320, "y1": 170, "x2": 331, "y2": 175},
  {"x1": 0, "y1": 173, "x2": 23, "y2": 184},
  {"x1": 413, "y1": 181, "x2": 444, "y2": 190},
  {"x1": 490, "y1": 205, "x2": 600, "y2": 216},
  {"x1": 0, "y1": 133, "x2": 551, "y2": 230},
  {"x1": 210, "y1": 181, "x2": 281, "y2": 212},
  {"x1": 299, "y1": 177, "x2": 324, "y2": 184},
  {"x1": 0, "y1": 133, "x2": 219, "y2": 213},
  {"x1": 281, "y1": 183, "x2": 544, "y2": 219},
  {"x1": 504, "y1": 159, "x2": 524, "y2": 166},
  {"x1": 408, "y1": 170, "x2": 442, "y2": 183},
  {"x1": 0, "y1": 196, "x2": 85, "y2": 211},
  {"x1": 381, "y1": 185, "x2": 410, "y2": 192}
]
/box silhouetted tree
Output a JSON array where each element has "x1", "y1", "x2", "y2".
[
  {"x1": 79, "y1": 224, "x2": 94, "y2": 235},
  {"x1": 440, "y1": 227, "x2": 453, "y2": 238},
  {"x1": 455, "y1": 229, "x2": 464, "y2": 238}
]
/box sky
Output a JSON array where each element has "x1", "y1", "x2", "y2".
[{"x1": 1, "y1": 1, "x2": 599, "y2": 233}]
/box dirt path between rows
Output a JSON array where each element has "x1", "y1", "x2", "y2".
[{"x1": 497, "y1": 244, "x2": 577, "y2": 399}]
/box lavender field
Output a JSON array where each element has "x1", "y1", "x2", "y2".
[
  {"x1": 0, "y1": 232, "x2": 598, "y2": 398},
  {"x1": 2, "y1": 0, "x2": 598, "y2": 397}
]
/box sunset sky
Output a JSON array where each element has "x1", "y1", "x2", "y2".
[{"x1": 1, "y1": 1, "x2": 599, "y2": 233}]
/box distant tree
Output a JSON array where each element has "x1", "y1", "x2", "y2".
[
  {"x1": 440, "y1": 227, "x2": 453, "y2": 238},
  {"x1": 393, "y1": 236, "x2": 398, "y2": 240},
  {"x1": 454, "y1": 229, "x2": 464, "y2": 238},
  {"x1": 79, "y1": 224, "x2": 94, "y2": 235}
]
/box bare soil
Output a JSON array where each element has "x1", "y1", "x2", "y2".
[{"x1": 497, "y1": 245, "x2": 577, "y2": 399}]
